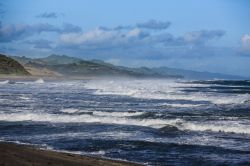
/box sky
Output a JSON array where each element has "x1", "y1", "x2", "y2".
[{"x1": 0, "y1": 0, "x2": 250, "y2": 76}]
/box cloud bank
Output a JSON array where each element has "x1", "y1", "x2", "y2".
[
  {"x1": 1, "y1": 19, "x2": 249, "y2": 76},
  {"x1": 57, "y1": 26, "x2": 225, "y2": 60},
  {"x1": 0, "y1": 22, "x2": 82, "y2": 42},
  {"x1": 0, "y1": 20, "x2": 229, "y2": 62}
]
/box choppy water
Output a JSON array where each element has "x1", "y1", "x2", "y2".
[{"x1": 0, "y1": 78, "x2": 250, "y2": 165}]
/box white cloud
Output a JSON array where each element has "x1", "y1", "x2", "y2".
[
  {"x1": 59, "y1": 27, "x2": 149, "y2": 49},
  {"x1": 241, "y1": 34, "x2": 250, "y2": 51},
  {"x1": 59, "y1": 28, "x2": 120, "y2": 46},
  {"x1": 136, "y1": 20, "x2": 171, "y2": 30},
  {"x1": 127, "y1": 28, "x2": 141, "y2": 37},
  {"x1": 184, "y1": 30, "x2": 225, "y2": 45}
]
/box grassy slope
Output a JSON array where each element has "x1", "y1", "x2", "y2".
[{"x1": 0, "y1": 54, "x2": 30, "y2": 75}]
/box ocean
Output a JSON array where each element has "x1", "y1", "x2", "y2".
[{"x1": 0, "y1": 78, "x2": 250, "y2": 165}]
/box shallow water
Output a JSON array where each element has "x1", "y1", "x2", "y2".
[{"x1": 0, "y1": 78, "x2": 250, "y2": 165}]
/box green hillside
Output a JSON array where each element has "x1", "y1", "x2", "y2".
[{"x1": 0, "y1": 54, "x2": 30, "y2": 75}]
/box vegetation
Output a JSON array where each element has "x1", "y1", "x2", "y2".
[{"x1": 0, "y1": 54, "x2": 30, "y2": 75}]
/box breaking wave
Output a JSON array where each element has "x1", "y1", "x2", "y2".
[
  {"x1": 1, "y1": 111, "x2": 250, "y2": 134},
  {"x1": 0, "y1": 80, "x2": 9, "y2": 84}
]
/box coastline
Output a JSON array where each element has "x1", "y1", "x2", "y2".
[
  {"x1": 0, "y1": 75, "x2": 95, "y2": 81},
  {"x1": 0, "y1": 142, "x2": 141, "y2": 166}
]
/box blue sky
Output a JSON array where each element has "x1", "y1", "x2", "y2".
[{"x1": 1, "y1": 0, "x2": 250, "y2": 76}]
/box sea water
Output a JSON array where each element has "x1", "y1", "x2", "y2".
[{"x1": 0, "y1": 78, "x2": 250, "y2": 165}]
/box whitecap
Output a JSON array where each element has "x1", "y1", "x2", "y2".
[
  {"x1": 18, "y1": 96, "x2": 30, "y2": 100},
  {"x1": 181, "y1": 121, "x2": 250, "y2": 134},
  {"x1": 60, "y1": 108, "x2": 144, "y2": 117},
  {"x1": 0, "y1": 80, "x2": 9, "y2": 84},
  {"x1": 60, "y1": 108, "x2": 80, "y2": 114},
  {"x1": 89, "y1": 150, "x2": 106, "y2": 155},
  {"x1": 34, "y1": 78, "x2": 44, "y2": 84}
]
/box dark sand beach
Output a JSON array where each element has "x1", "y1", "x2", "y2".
[{"x1": 0, "y1": 142, "x2": 141, "y2": 166}]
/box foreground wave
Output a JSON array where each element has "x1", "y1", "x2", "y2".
[{"x1": 0, "y1": 111, "x2": 250, "y2": 135}]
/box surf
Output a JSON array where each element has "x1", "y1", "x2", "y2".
[{"x1": 84, "y1": 78, "x2": 250, "y2": 105}]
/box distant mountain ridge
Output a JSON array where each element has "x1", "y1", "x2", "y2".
[
  {"x1": 0, "y1": 54, "x2": 30, "y2": 75},
  {"x1": 151, "y1": 67, "x2": 245, "y2": 80},
  {"x1": 10, "y1": 54, "x2": 246, "y2": 79},
  {"x1": 11, "y1": 54, "x2": 180, "y2": 78},
  {"x1": 37, "y1": 54, "x2": 83, "y2": 65}
]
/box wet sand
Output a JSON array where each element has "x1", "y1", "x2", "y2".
[{"x1": 0, "y1": 142, "x2": 141, "y2": 166}]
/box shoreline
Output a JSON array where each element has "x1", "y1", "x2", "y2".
[
  {"x1": 0, "y1": 142, "x2": 141, "y2": 166},
  {"x1": 0, "y1": 75, "x2": 96, "y2": 81}
]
